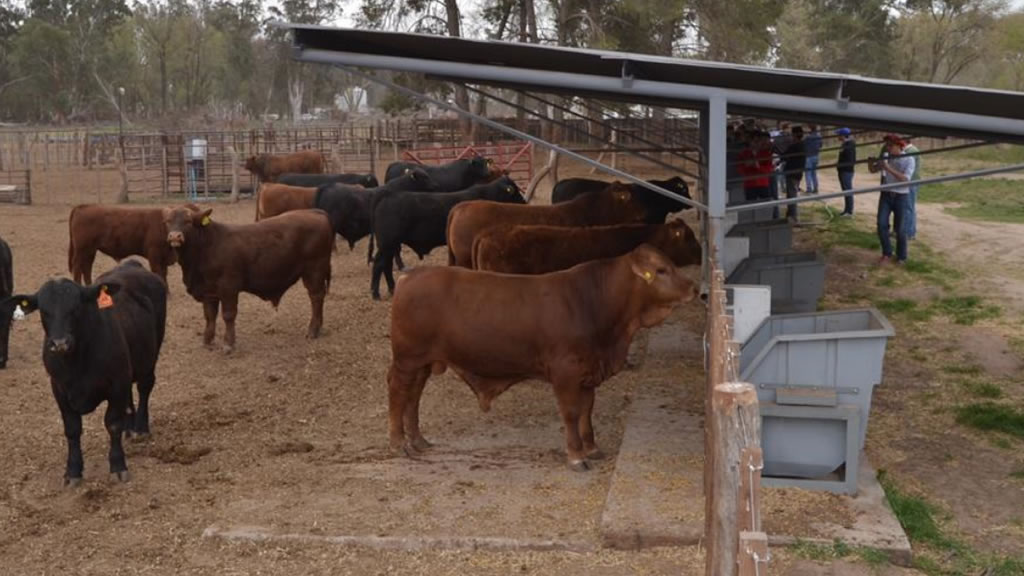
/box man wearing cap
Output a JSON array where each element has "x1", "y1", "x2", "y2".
[
  {"x1": 836, "y1": 128, "x2": 856, "y2": 216},
  {"x1": 875, "y1": 135, "x2": 916, "y2": 264}
]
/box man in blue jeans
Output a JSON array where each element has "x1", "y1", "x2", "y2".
[
  {"x1": 874, "y1": 135, "x2": 916, "y2": 264},
  {"x1": 902, "y1": 137, "x2": 921, "y2": 239},
  {"x1": 803, "y1": 124, "x2": 823, "y2": 194}
]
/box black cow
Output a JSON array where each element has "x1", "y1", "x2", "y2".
[
  {"x1": 551, "y1": 176, "x2": 693, "y2": 223},
  {"x1": 368, "y1": 176, "x2": 527, "y2": 300},
  {"x1": 384, "y1": 156, "x2": 496, "y2": 191},
  {"x1": 0, "y1": 236, "x2": 12, "y2": 369},
  {"x1": 314, "y1": 167, "x2": 439, "y2": 271},
  {"x1": 1, "y1": 260, "x2": 167, "y2": 485},
  {"x1": 278, "y1": 172, "x2": 379, "y2": 188}
]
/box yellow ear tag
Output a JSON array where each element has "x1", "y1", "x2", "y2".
[
  {"x1": 675, "y1": 230, "x2": 681, "y2": 238},
  {"x1": 201, "y1": 215, "x2": 211, "y2": 227},
  {"x1": 21, "y1": 300, "x2": 28, "y2": 307},
  {"x1": 643, "y1": 271, "x2": 654, "y2": 284},
  {"x1": 505, "y1": 186, "x2": 513, "y2": 193},
  {"x1": 97, "y1": 287, "x2": 114, "y2": 309}
]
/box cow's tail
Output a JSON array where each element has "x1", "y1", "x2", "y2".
[
  {"x1": 366, "y1": 188, "x2": 389, "y2": 265},
  {"x1": 67, "y1": 206, "x2": 79, "y2": 274}
]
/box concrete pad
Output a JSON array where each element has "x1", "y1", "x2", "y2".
[
  {"x1": 599, "y1": 386, "x2": 705, "y2": 549},
  {"x1": 771, "y1": 458, "x2": 913, "y2": 567}
]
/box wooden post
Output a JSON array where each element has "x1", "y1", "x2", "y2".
[
  {"x1": 161, "y1": 145, "x2": 169, "y2": 198},
  {"x1": 369, "y1": 124, "x2": 377, "y2": 176},
  {"x1": 22, "y1": 169, "x2": 32, "y2": 205},
  {"x1": 738, "y1": 532, "x2": 769, "y2": 576},
  {"x1": 116, "y1": 148, "x2": 129, "y2": 204},
  {"x1": 708, "y1": 382, "x2": 762, "y2": 576},
  {"x1": 229, "y1": 146, "x2": 240, "y2": 203}
]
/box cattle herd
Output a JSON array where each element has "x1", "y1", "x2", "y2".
[{"x1": 0, "y1": 147, "x2": 703, "y2": 485}]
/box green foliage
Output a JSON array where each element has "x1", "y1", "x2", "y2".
[
  {"x1": 960, "y1": 380, "x2": 1004, "y2": 399},
  {"x1": 931, "y1": 296, "x2": 1001, "y2": 325},
  {"x1": 955, "y1": 402, "x2": 1024, "y2": 439},
  {"x1": 776, "y1": 0, "x2": 896, "y2": 76},
  {"x1": 877, "y1": 470, "x2": 955, "y2": 549},
  {"x1": 943, "y1": 363, "x2": 983, "y2": 375}
]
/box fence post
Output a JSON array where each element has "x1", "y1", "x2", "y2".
[
  {"x1": 161, "y1": 145, "x2": 169, "y2": 199},
  {"x1": 709, "y1": 382, "x2": 762, "y2": 576},
  {"x1": 22, "y1": 169, "x2": 32, "y2": 205},
  {"x1": 369, "y1": 124, "x2": 377, "y2": 176},
  {"x1": 229, "y1": 145, "x2": 240, "y2": 203},
  {"x1": 116, "y1": 147, "x2": 129, "y2": 204}
]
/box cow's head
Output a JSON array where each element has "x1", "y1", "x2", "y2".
[
  {"x1": 485, "y1": 177, "x2": 527, "y2": 204},
  {"x1": 244, "y1": 155, "x2": 265, "y2": 177},
  {"x1": 468, "y1": 156, "x2": 492, "y2": 181},
  {"x1": 606, "y1": 182, "x2": 648, "y2": 222},
  {"x1": 3, "y1": 279, "x2": 122, "y2": 358},
  {"x1": 164, "y1": 206, "x2": 213, "y2": 248},
  {"x1": 627, "y1": 244, "x2": 698, "y2": 327},
  {"x1": 654, "y1": 220, "x2": 702, "y2": 267},
  {"x1": 362, "y1": 174, "x2": 380, "y2": 188}
]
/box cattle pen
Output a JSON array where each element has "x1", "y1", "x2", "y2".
[{"x1": 265, "y1": 23, "x2": 1024, "y2": 576}]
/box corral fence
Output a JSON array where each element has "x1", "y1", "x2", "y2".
[
  {"x1": 401, "y1": 141, "x2": 534, "y2": 190},
  {"x1": 0, "y1": 169, "x2": 30, "y2": 205}
]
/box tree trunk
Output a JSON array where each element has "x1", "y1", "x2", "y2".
[
  {"x1": 289, "y1": 72, "x2": 304, "y2": 122},
  {"x1": 445, "y1": 0, "x2": 472, "y2": 143}
]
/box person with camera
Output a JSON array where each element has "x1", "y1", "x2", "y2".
[{"x1": 868, "y1": 134, "x2": 915, "y2": 265}]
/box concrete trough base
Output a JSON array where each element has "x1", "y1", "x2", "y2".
[{"x1": 201, "y1": 321, "x2": 911, "y2": 567}]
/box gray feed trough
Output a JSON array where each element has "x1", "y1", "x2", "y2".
[
  {"x1": 726, "y1": 251, "x2": 825, "y2": 313},
  {"x1": 739, "y1": 308, "x2": 895, "y2": 483},
  {"x1": 726, "y1": 219, "x2": 793, "y2": 256}
]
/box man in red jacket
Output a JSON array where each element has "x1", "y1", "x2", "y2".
[{"x1": 737, "y1": 130, "x2": 778, "y2": 218}]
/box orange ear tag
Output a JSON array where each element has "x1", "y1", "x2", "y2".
[{"x1": 97, "y1": 288, "x2": 114, "y2": 309}]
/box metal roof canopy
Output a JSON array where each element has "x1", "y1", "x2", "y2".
[
  {"x1": 283, "y1": 23, "x2": 1024, "y2": 272},
  {"x1": 287, "y1": 24, "x2": 1024, "y2": 144}
]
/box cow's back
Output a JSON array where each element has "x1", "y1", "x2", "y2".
[
  {"x1": 258, "y1": 184, "x2": 316, "y2": 220},
  {"x1": 70, "y1": 205, "x2": 159, "y2": 261},
  {"x1": 96, "y1": 261, "x2": 168, "y2": 381},
  {"x1": 472, "y1": 224, "x2": 649, "y2": 274},
  {"x1": 551, "y1": 178, "x2": 609, "y2": 204},
  {"x1": 0, "y1": 236, "x2": 11, "y2": 298}
]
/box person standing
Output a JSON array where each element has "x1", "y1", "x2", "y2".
[
  {"x1": 836, "y1": 127, "x2": 857, "y2": 216},
  {"x1": 738, "y1": 130, "x2": 775, "y2": 204},
  {"x1": 803, "y1": 124, "x2": 823, "y2": 194},
  {"x1": 782, "y1": 125, "x2": 805, "y2": 221},
  {"x1": 875, "y1": 135, "x2": 916, "y2": 264},
  {"x1": 903, "y1": 137, "x2": 921, "y2": 239},
  {"x1": 770, "y1": 123, "x2": 791, "y2": 206}
]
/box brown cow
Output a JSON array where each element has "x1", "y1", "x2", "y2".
[
  {"x1": 163, "y1": 207, "x2": 332, "y2": 353},
  {"x1": 445, "y1": 184, "x2": 647, "y2": 267},
  {"x1": 68, "y1": 203, "x2": 199, "y2": 284},
  {"x1": 387, "y1": 244, "x2": 697, "y2": 470},
  {"x1": 472, "y1": 220, "x2": 702, "y2": 274},
  {"x1": 244, "y1": 149, "x2": 325, "y2": 183},
  {"x1": 255, "y1": 183, "x2": 316, "y2": 221}
]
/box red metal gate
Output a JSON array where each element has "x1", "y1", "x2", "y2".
[{"x1": 402, "y1": 141, "x2": 534, "y2": 190}]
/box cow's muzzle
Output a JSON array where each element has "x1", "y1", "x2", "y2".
[
  {"x1": 47, "y1": 337, "x2": 72, "y2": 355},
  {"x1": 167, "y1": 232, "x2": 184, "y2": 248}
]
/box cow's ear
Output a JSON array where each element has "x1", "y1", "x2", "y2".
[
  {"x1": 4, "y1": 294, "x2": 37, "y2": 317},
  {"x1": 193, "y1": 208, "x2": 214, "y2": 227},
  {"x1": 403, "y1": 168, "x2": 411, "y2": 175},
  {"x1": 82, "y1": 282, "x2": 119, "y2": 307},
  {"x1": 629, "y1": 247, "x2": 658, "y2": 285}
]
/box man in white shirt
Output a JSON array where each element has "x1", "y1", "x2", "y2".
[{"x1": 875, "y1": 134, "x2": 915, "y2": 264}]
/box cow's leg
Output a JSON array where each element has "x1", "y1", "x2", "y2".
[
  {"x1": 131, "y1": 372, "x2": 156, "y2": 440},
  {"x1": 202, "y1": 299, "x2": 219, "y2": 347},
  {"x1": 220, "y1": 292, "x2": 239, "y2": 354},
  {"x1": 382, "y1": 252, "x2": 397, "y2": 296},
  {"x1": 403, "y1": 367, "x2": 432, "y2": 453},
  {"x1": 394, "y1": 249, "x2": 406, "y2": 271},
  {"x1": 388, "y1": 364, "x2": 419, "y2": 455},
  {"x1": 80, "y1": 251, "x2": 96, "y2": 285},
  {"x1": 553, "y1": 384, "x2": 588, "y2": 471},
  {"x1": 59, "y1": 407, "x2": 84, "y2": 487},
  {"x1": 578, "y1": 386, "x2": 604, "y2": 460},
  {"x1": 371, "y1": 250, "x2": 390, "y2": 300},
  {"x1": 301, "y1": 264, "x2": 328, "y2": 339},
  {"x1": 105, "y1": 396, "x2": 130, "y2": 482}
]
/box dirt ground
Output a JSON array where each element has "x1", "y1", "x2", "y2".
[{"x1": 0, "y1": 153, "x2": 1020, "y2": 575}]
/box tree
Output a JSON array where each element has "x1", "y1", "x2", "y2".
[
  {"x1": 267, "y1": 0, "x2": 341, "y2": 121},
  {"x1": 896, "y1": 0, "x2": 1007, "y2": 84},
  {"x1": 775, "y1": 0, "x2": 895, "y2": 77},
  {"x1": 994, "y1": 11, "x2": 1024, "y2": 90}
]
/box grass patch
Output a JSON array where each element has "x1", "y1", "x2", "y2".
[
  {"x1": 918, "y1": 178, "x2": 1024, "y2": 224},
  {"x1": 1010, "y1": 335, "x2": 1024, "y2": 358},
  {"x1": 960, "y1": 380, "x2": 1004, "y2": 399},
  {"x1": 992, "y1": 436, "x2": 1014, "y2": 450},
  {"x1": 1012, "y1": 466, "x2": 1024, "y2": 480},
  {"x1": 955, "y1": 402, "x2": 1024, "y2": 439},
  {"x1": 931, "y1": 296, "x2": 1001, "y2": 325},
  {"x1": 877, "y1": 471, "x2": 954, "y2": 549},
  {"x1": 875, "y1": 298, "x2": 936, "y2": 322},
  {"x1": 856, "y1": 546, "x2": 891, "y2": 569},
  {"x1": 943, "y1": 363, "x2": 984, "y2": 376},
  {"x1": 943, "y1": 143, "x2": 1024, "y2": 165},
  {"x1": 789, "y1": 538, "x2": 891, "y2": 569}
]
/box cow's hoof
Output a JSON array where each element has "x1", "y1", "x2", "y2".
[
  {"x1": 409, "y1": 436, "x2": 432, "y2": 453},
  {"x1": 110, "y1": 470, "x2": 131, "y2": 483},
  {"x1": 568, "y1": 459, "x2": 590, "y2": 472},
  {"x1": 63, "y1": 476, "x2": 82, "y2": 488},
  {"x1": 222, "y1": 344, "x2": 235, "y2": 355},
  {"x1": 371, "y1": 294, "x2": 381, "y2": 301},
  {"x1": 586, "y1": 449, "x2": 606, "y2": 461},
  {"x1": 129, "y1": 432, "x2": 152, "y2": 443}
]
